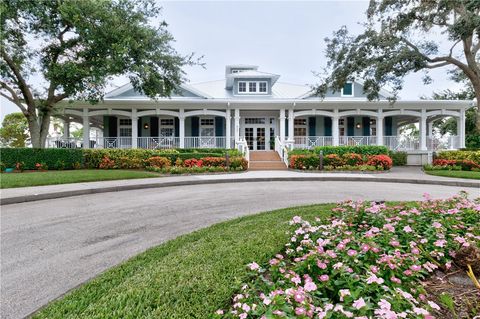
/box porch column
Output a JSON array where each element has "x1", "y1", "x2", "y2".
[
  {"x1": 459, "y1": 108, "x2": 466, "y2": 148},
  {"x1": 419, "y1": 109, "x2": 427, "y2": 150},
  {"x1": 179, "y1": 109, "x2": 185, "y2": 148},
  {"x1": 225, "y1": 108, "x2": 231, "y2": 149},
  {"x1": 63, "y1": 119, "x2": 70, "y2": 138},
  {"x1": 428, "y1": 121, "x2": 434, "y2": 137},
  {"x1": 376, "y1": 109, "x2": 384, "y2": 146},
  {"x1": 131, "y1": 109, "x2": 138, "y2": 149},
  {"x1": 279, "y1": 108, "x2": 286, "y2": 142},
  {"x1": 82, "y1": 109, "x2": 90, "y2": 149},
  {"x1": 234, "y1": 108, "x2": 240, "y2": 144},
  {"x1": 288, "y1": 108, "x2": 294, "y2": 141},
  {"x1": 332, "y1": 110, "x2": 339, "y2": 146}
]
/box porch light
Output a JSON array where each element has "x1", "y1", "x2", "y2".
[
  {"x1": 355, "y1": 123, "x2": 361, "y2": 129},
  {"x1": 143, "y1": 123, "x2": 149, "y2": 129}
]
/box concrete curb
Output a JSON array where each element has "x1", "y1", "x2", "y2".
[{"x1": 1, "y1": 176, "x2": 478, "y2": 206}]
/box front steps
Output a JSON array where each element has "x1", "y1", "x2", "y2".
[{"x1": 249, "y1": 151, "x2": 287, "y2": 170}]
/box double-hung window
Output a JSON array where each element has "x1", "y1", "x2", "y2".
[
  {"x1": 237, "y1": 81, "x2": 268, "y2": 94},
  {"x1": 341, "y1": 82, "x2": 354, "y2": 97},
  {"x1": 238, "y1": 81, "x2": 247, "y2": 93},
  {"x1": 200, "y1": 118, "x2": 215, "y2": 137},
  {"x1": 259, "y1": 81, "x2": 267, "y2": 93},
  {"x1": 159, "y1": 118, "x2": 175, "y2": 137}
]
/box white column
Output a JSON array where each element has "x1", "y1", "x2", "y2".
[
  {"x1": 63, "y1": 119, "x2": 70, "y2": 138},
  {"x1": 225, "y1": 108, "x2": 231, "y2": 149},
  {"x1": 179, "y1": 109, "x2": 185, "y2": 148},
  {"x1": 428, "y1": 121, "x2": 434, "y2": 137},
  {"x1": 234, "y1": 108, "x2": 240, "y2": 144},
  {"x1": 82, "y1": 109, "x2": 90, "y2": 149},
  {"x1": 419, "y1": 109, "x2": 427, "y2": 150},
  {"x1": 288, "y1": 109, "x2": 294, "y2": 141},
  {"x1": 459, "y1": 108, "x2": 466, "y2": 148},
  {"x1": 376, "y1": 109, "x2": 383, "y2": 146},
  {"x1": 332, "y1": 115, "x2": 339, "y2": 146},
  {"x1": 279, "y1": 108, "x2": 286, "y2": 142},
  {"x1": 131, "y1": 109, "x2": 138, "y2": 149}
]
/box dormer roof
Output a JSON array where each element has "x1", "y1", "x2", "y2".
[{"x1": 225, "y1": 69, "x2": 281, "y2": 89}]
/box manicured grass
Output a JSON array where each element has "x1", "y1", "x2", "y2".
[
  {"x1": 0, "y1": 170, "x2": 161, "y2": 188},
  {"x1": 32, "y1": 204, "x2": 335, "y2": 319},
  {"x1": 424, "y1": 169, "x2": 480, "y2": 180}
]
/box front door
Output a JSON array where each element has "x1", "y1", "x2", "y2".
[{"x1": 243, "y1": 117, "x2": 274, "y2": 150}]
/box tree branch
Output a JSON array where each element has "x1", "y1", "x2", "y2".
[
  {"x1": 425, "y1": 61, "x2": 450, "y2": 69},
  {"x1": 0, "y1": 49, "x2": 35, "y2": 109}
]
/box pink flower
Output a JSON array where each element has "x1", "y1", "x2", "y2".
[
  {"x1": 434, "y1": 239, "x2": 447, "y2": 247},
  {"x1": 347, "y1": 249, "x2": 357, "y2": 256},
  {"x1": 248, "y1": 262, "x2": 260, "y2": 271},
  {"x1": 411, "y1": 247, "x2": 420, "y2": 254},
  {"x1": 352, "y1": 297, "x2": 367, "y2": 309},
  {"x1": 295, "y1": 307, "x2": 306, "y2": 316},
  {"x1": 390, "y1": 240, "x2": 400, "y2": 247},
  {"x1": 339, "y1": 289, "x2": 351, "y2": 301},
  {"x1": 293, "y1": 292, "x2": 305, "y2": 303},
  {"x1": 432, "y1": 221, "x2": 442, "y2": 228},
  {"x1": 366, "y1": 273, "x2": 384, "y2": 285},
  {"x1": 319, "y1": 274, "x2": 329, "y2": 282},
  {"x1": 370, "y1": 265, "x2": 379, "y2": 274},
  {"x1": 403, "y1": 226, "x2": 413, "y2": 233},
  {"x1": 428, "y1": 301, "x2": 440, "y2": 310},
  {"x1": 215, "y1": 309, "x2": 224, "y2": 315},
  {"x1": 390, "y1": 276, "x2": 401, "y2": 284},
  {"x1": 304, "y1": 281, "x2": 317, "y2": 292},
  {"x1": 242, "y1": 304, "x2": 251, "y2": 312},
  {"x1": 410, "y1": 264, "x2": 422, "y2": 271},
  {"x1": 317, "y1": 261, "x2": 327, "y2": 269}
]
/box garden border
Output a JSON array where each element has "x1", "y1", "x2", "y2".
[{"x1": 1, "y1": 176, "x2": 479, "y2": 205}]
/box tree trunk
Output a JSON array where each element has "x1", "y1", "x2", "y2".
[
  {"x1": 26, "y1": 110, "x2": 51, "y2": 148},
  {"x1": 475, "y1": 88, "x2": 480, "y2": 134}
]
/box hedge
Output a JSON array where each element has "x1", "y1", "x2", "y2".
[
  {"x1": 289, "y1": 145, "x2": 389, "y2": 158},
  {"x1": 436, "y1": 150, "x2": 480, "y2": 165},
  {"x1": 388, "y1": 151, "x2": 407, "y2": 166},
  {"x1": 1, "y1": 148, "x2": 83, "y2": 170}
]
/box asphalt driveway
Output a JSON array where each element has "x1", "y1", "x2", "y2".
[{"x1": 1, "y1": 181, "x2": 478, "y2": 318}]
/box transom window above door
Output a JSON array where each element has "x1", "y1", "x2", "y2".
[
  {"x1": 200, "y1": 118, "x2": 214, "y2": 126},
  {"x1": 119, "y1": 119, "x2": 132, "y2": 126},
  {"x1": 245, "y1": 117, "x2": 266, "y2": 124},
  {"x1": 160, "y1": 119, "x2": 174, "y2": 126}
]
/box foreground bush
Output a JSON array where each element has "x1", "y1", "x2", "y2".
[
  {"x1": 436, "y1": 150, "x2": 480, "y2": 165},
  {"x1": 289, "y1": 153, "x2": 392, "y2": 171},
  {"x1": 425, "y1": 159, "x2": 480, "y2": 172},
  {"x1": 289, "y1": 145, "x2": 389, "y2": 157},
  {"x1": 217, "y1": 193, "x2": 480, "y2": 319},
  {"x1": 0, "y1": 148, "x2": 83, "y2": 170},
  {"x1": 388, "y1": 151, "x2": 407, "y2": 166}
]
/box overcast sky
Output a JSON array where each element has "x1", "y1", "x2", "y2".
[{"x1": 0, "y1": 0, "x2": 464, "y2": 123}]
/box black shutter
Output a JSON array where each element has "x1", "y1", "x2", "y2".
[
  {"x1": 347, "y1": 117, "x2": 355, "y2": 136},
  {"x1": 109, "y1": 116, "x2": 117, "y2": 137},
  {"x1": 174, "y1": 117, "x2": 179, "y2": 137},
  {"x1": 385, "y1": 117, "x2": 393, "y2": 136},
  {"x1": 103, "y1": 116, "x2": 109, "y2": 137},
  {"x1": 308, "y1": 117, "x2": 316, "y2": 137},
  {"x1": 137, "y1": 118, "x2": 142, "y2": 137},
  {"x1": 285, "y1": 118, "x2": 289, "y2": 137},
  {"x1": 191, "y1": 116, "x2": 199, "y2": 137},
  {"x1": 150, "y1": 116, "x2": 158, "y2": 137},
  {"x1": 362, "y1": 117, "x2": 370, "y2": 136},
  {"x1": 324, "y1": 117, "x2": 332, "y2": 136},
  {"x1": 215, "y1": 117, "x2": 224, "y2": 136}
]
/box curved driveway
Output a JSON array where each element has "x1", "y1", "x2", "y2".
[{"x1": 1, "y1": 181, "x2": 478, "y2": 319}]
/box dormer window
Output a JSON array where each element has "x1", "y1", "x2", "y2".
[
  {"x1": 341, "y1": 82, "x2": 354, "y2": 97},
  {"x1": 237, "y1": 81, "x2": 268, "y2": 95}
]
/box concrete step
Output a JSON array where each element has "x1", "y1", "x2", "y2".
[
  {"x1": 249, "y1": 151, "x2": 281, "y2": 162},
  {"x1": 249, "y1": 161, "x2": 287, "y2": 170}
]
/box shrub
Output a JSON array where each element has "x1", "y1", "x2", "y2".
[
  {"x1": 144, "y1": 156, "x2": 171, "y2": 169},
  {"x1": 366, "y1": 154, "x2": 393, "y2": 170},
  {"x1": 289, "y1": 155, "x2": 319, "y2": 170},
  {"x1": 0, "y1": 148, "x2": 83, "y2": 170},
  {"x1": 313, "y1": 145, "x2": 389, "y2": 156},
  {"x1": 54, "y1": 160, "x2": 66, "y2": 170},
  {"x1": 342, "y1": 153, "x2": 364, "y2": 166},
  {"x1": 183, "y1": 158, "x2": 203, "y2": 168},
  {"x1": 35, "y1": 162, "x2": 48, "y2": 170},
  {"x1": 201, "y1": 157, "x2": 226, "y2": 167},
  {"x1": 229, "y1": 157, "x2": 248, "y2": 170},
  {"x1": 15, "y1": 161, "x2": 25, "y2": 172},
  {"x1": 117, "y1": 156, "x2": 143, "y2": 169},
  {"x1": 0, "y1": 161, "x2": 6, "y2": 172},
  {"x1": 436, "y1": 150, "x2": 480, "y2": 165},
  {"x1": 388, "y1": 151, "x2": 407, "y2": 166},
  {"x1": 465, "y1": 133, "x2": 480, "y2": 149},
  {"x1": 98, "y1": 157, "x2": 115, "y2": 169},
  {"x1": 431, "y1": 159, "x2": 480, "y2": 171},
  {"x1": 324, "y1": 154, "x2": 345, "y2": 168}
]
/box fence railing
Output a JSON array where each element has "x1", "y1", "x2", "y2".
[
  {"x1": 293, "y1": 136, "x2": 334, "y2": 149},
  {"x1": 184, "y1": 137, "x2": 228, "y2": 149},
  {"x1": 46, "y1": 137, "x2": 83, "y2": 149},
  {"x1": 339, "y1": 136, "x2": 378, "y2": 146},
  {"x1": 235, "y1": 138, "x2": 250, "y2": 166}
]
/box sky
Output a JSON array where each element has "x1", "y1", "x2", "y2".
[{"x1": 0, "y1": 0, "x2": 464, "y2": 123}]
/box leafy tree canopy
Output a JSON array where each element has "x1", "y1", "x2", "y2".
[
  {"x1": 0, "y1": 0, "x2": 199, "y2": 147},
  {"x1": 314, "y1": 0, "x2": 480, "y2": 131},
  {"x1": 0, "y1": 112, "x2": 29, "y2": 147}
]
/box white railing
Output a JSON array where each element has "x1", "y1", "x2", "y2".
[
  {"x1": 137, "y1": 137, "x2": 180, "y2": 149},
  {"x1": 46, "y1": 137, "x2": 83, "y2": 148},
  {"x1": 236, "y1": 138, "x2": 250, "y2": 167},
  {"x1": 293, "y1": 136, "x2": 334, "y2": 149},
  {"x1": 427, "y1": 135, "x2": 460, "y2": 150},
  {"x1": 275, "y1": 136, "x2": 290, "y2": 167},
  {"x1": 383, "y1": 136, "x2": 419, "y2": 151},
  {"x1": 95, "y1": 137, "x2": 132, "y2": 149},
  {"x1": 184, "y1": 136, "x2": 227, "y2": 149},
  {"x1": 339, "y1": 136, "x2": 378, "y2": 146}
]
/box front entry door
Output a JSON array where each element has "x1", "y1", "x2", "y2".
[
  {"x1": 256, "y1": 128, "x2": 265, "y2": 150},
  {"x1": 244, "y1": 127, "x2": 267, "y2": 150},
  {"x1": 243, "y1": 117, "x2": 275, "y2": 150}
]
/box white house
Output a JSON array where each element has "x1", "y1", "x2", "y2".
[{"x1": 52, "y1": 64, "x2": 470, "y2": 160}]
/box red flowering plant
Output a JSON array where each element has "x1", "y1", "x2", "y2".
[
  {"x1": 324, "y1": 154, "x2": 345, "y2": 168},
  {"x1": 98, "y1": 157, "x2": 115, "y2": 169},
  {"x1": 201, "y1": 157, "x2": 226, "y2": 167},
  {"x1": 144, "y1": 156, "x2": 170, "y2": 169},
  {"x1": 289, "y1": 155, "x2": 319, "y2": 170},
  {"x1": 367, "y1": 154, "x2": 393, "y2": 170},
  {"x1": 215, "y1": 193, "x2": 480, "y2": 319},
  {"x1": 432, "y1": 159, "x2": 457, "y2": 167},
  {"x1": 183, "y1": 158, "x2": 203, "y2": 168},
  {"x1": 34, "y1": 162, "x2": 48, "y2": 171},
  {"x1": 342, "y1": 153, "x2": 364, "y2": 166}
]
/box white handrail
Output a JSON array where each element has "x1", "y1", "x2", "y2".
[
  {"x1": 235, "y1": 138, "x2": 250, "y2": 167},
  {"x1": 275, "y1": 136, "x2": 290, "y2": 167}
]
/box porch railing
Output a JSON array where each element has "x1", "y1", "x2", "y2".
[
  {"x1": 339, "y1": 136, "x2": 378, "y2": 146},
  {"x1": 293, "y1": 136, "x2": 333, "y2": 149},
  {"x1": 184, "y1": 137, "x2": 228, "y2": 149},
  {"x1": 235, "y1": 138, "x2": 250, "y2": 166},
  {"x1": 137, "y1": 137, "x2": 180, "y2": 149}
]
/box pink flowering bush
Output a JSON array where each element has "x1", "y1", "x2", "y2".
[{"x1": 216, "y1": 193, "x2": 480, "y2": 319}]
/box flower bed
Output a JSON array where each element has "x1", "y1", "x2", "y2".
[
  {"x1": 289, "y1": 145, "x2": 389, "y2": 157},
  {"x1": 289, "y1": 153, "x2": 392, "y2": 171},
  {"x1": 424, "y1": 159, "x2": 480, "y2": 172},
  {"x1": 436, "y1": 150, "x2": 480, "y2": 165},
  {"x1": 216, "y1": 194, "x2": 480, "y2": 319},
  {"x1": 144, "y1": 155, "x2": 248, "y2": 174}
]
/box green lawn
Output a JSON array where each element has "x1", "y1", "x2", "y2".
[
  {"x1": 424, "y1": 169, "x2": 480, "y2": 180},
  {"x1": 32, "y1": 204, "x2": 334, "y2": 319},
  {"x1": 0, "y1": 170, "x2": 161, "y2": 188}
]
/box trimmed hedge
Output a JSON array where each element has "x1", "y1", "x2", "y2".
[
  {"x1": 388, "y1": 151, "x2": 407, "y2": 166},
  {"x1": 289, "y1": 145, "x2": 389, "y2": 158},
  {"x1": 436, "y1": 150, "x2": 480, "y2": 165},
  {"x1": 1, "y1": 148, "x2": 83, "y2": 170}
]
